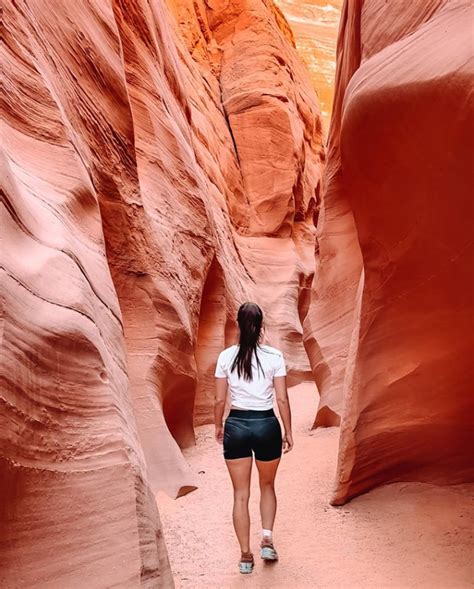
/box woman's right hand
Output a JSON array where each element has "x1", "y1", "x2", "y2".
[
  {"x1": 215, "y1": 424, "x2": 224, "y2": 444},
  {"x1": 282, "y1": 432, "x2": 294, "y2": 453}
]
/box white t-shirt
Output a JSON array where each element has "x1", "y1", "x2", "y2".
[{"x1": 214, "y1": 344, "x2": 287, "y2": 410}]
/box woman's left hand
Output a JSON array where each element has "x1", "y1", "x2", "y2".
[{"x1": 215, "y1": 424, "x2": 224, "y2": 444}]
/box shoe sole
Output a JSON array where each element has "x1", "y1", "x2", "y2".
[{"x1": 260, "y1": 547, "x2": 278, "y2": 561}]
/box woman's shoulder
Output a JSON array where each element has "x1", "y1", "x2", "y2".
[
  {"x1": 218, "y1": 344, "x2": 238, "y2": 358},
  {"x1": 258, "y1": 344, "x2": 283, "y2": 357}
]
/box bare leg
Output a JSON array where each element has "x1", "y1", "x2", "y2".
[
  {"x1": 255, "y1": 458, "x2": 280, "y2": 530},
  {"x1": 225, "y1": 456, "x2": 253, "y2": 553}
]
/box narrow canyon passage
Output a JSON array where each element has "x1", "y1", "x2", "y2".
[
  {"x1": 3, "y1": 0, "x2": 473, "y2": 585},
  {"x1": 156, "y1": 383, "x2": 473, "y2": 589}
]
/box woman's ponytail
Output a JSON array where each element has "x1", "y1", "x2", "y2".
[{"x1": 230, "y1": 302, "x2": 265, "y2": 381}]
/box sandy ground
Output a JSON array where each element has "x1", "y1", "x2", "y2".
[{"x1": 156, "y1": 383, "x2": 474, "y2": 588}]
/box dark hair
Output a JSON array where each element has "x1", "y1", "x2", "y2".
[{"x1": 230, "y1": 302, "x2": 265, "y2": 381}]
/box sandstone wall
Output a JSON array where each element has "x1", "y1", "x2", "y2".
[
  {"x1": 274, "y1": 0, "x2": 343, "y2": 131},
  {"x1": 304, "y1": 0, "x2": 474, "y2": 503},
  {"x1": 1, "y1": 0, "x2": 324, "y2": 583}
]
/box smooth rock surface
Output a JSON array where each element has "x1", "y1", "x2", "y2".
[{"x1": 304, "y1": 0, "x2": 474, "y2": 503}]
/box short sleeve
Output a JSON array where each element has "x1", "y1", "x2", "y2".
[
  {"x1": 274, "y1": 352, "x2": 287, "y2": 377},
  {"x1": 214, "y1": 351, "x2": 227, "y2": 378}
]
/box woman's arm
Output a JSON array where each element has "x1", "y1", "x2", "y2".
[
  {"x1": 274, "y1": 376, "x2": 294, "y2": 452},
  {"x1": 214, "y1": 377, "x2": 228, "y2": 443}
]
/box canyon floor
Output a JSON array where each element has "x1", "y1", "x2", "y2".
[{"x1": 156, "y1": 383, "x2": 473, "y2": 588}]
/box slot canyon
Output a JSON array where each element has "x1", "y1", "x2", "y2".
[{"x1": 1, "y1": 0, "x2": 473, "y2": 587}]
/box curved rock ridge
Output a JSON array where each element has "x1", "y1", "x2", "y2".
[
  {"x1": 2, "y1": 0, "x2": 324, "y2": 583},
  {"x1": 303, "y1": 0, "x2": 474, "y2": 503}
]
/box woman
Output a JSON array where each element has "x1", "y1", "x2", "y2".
[{"x1": 214, "y1": 302, "x2": 294, "y2": 574}]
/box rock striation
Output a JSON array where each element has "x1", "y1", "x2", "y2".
[
  {"x1": 303, "y1": 0, "x2": 474, "y2": 503},
  {"x1": 2, "y1": 0, "x2": 324, "y2": 584}
]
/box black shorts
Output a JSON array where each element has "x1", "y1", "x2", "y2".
[{"x1": 223, "y1": 408, "x2": 283, "y2": 461}]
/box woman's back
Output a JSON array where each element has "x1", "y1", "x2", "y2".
[{"x1": 214, "y1": 344, "x2": 287, "y2": 410}]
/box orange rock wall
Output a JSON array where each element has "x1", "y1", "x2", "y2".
[
  {"x1": 274, "y1": 0, "x2": 343, "y2": 132},
  {"x1": 304, "y1": 0, "x2": 474, "y2": 503},
  {"x1": 2, "y1": 0, "x2": 324, "y2": 583}
]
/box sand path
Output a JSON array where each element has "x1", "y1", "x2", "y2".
[{"x1": 156, "y1": 383, "x2": 473, "y2": 588}]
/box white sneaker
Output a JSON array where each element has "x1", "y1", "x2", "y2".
[
  {"x1": 239, "y1": 551, "x2": 255, "y2": 573},
  {"x1": 260, "y1": 537, "x2": 278, "y2": 561}
]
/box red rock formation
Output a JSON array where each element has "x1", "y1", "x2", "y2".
[
  {"x1": 303, "y1": 0, "x2": 363, "y2": 428},
  {"x1": 304, "y1": 0, "x2": 474, "y2": 503},
  {"x1": 2, "y1": 0, "x2": 324, "y2": 583},
  {"x1": 170, "y1": 0, "x2": 325, "y2": 422}
]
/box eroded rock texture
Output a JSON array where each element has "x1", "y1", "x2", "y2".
[
  {"x1": 303, "y1": 0, "x2": 474, "y2": 503},
  {"x1": 1, "y1": 0, "x2": 324, "y2": 583}
]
